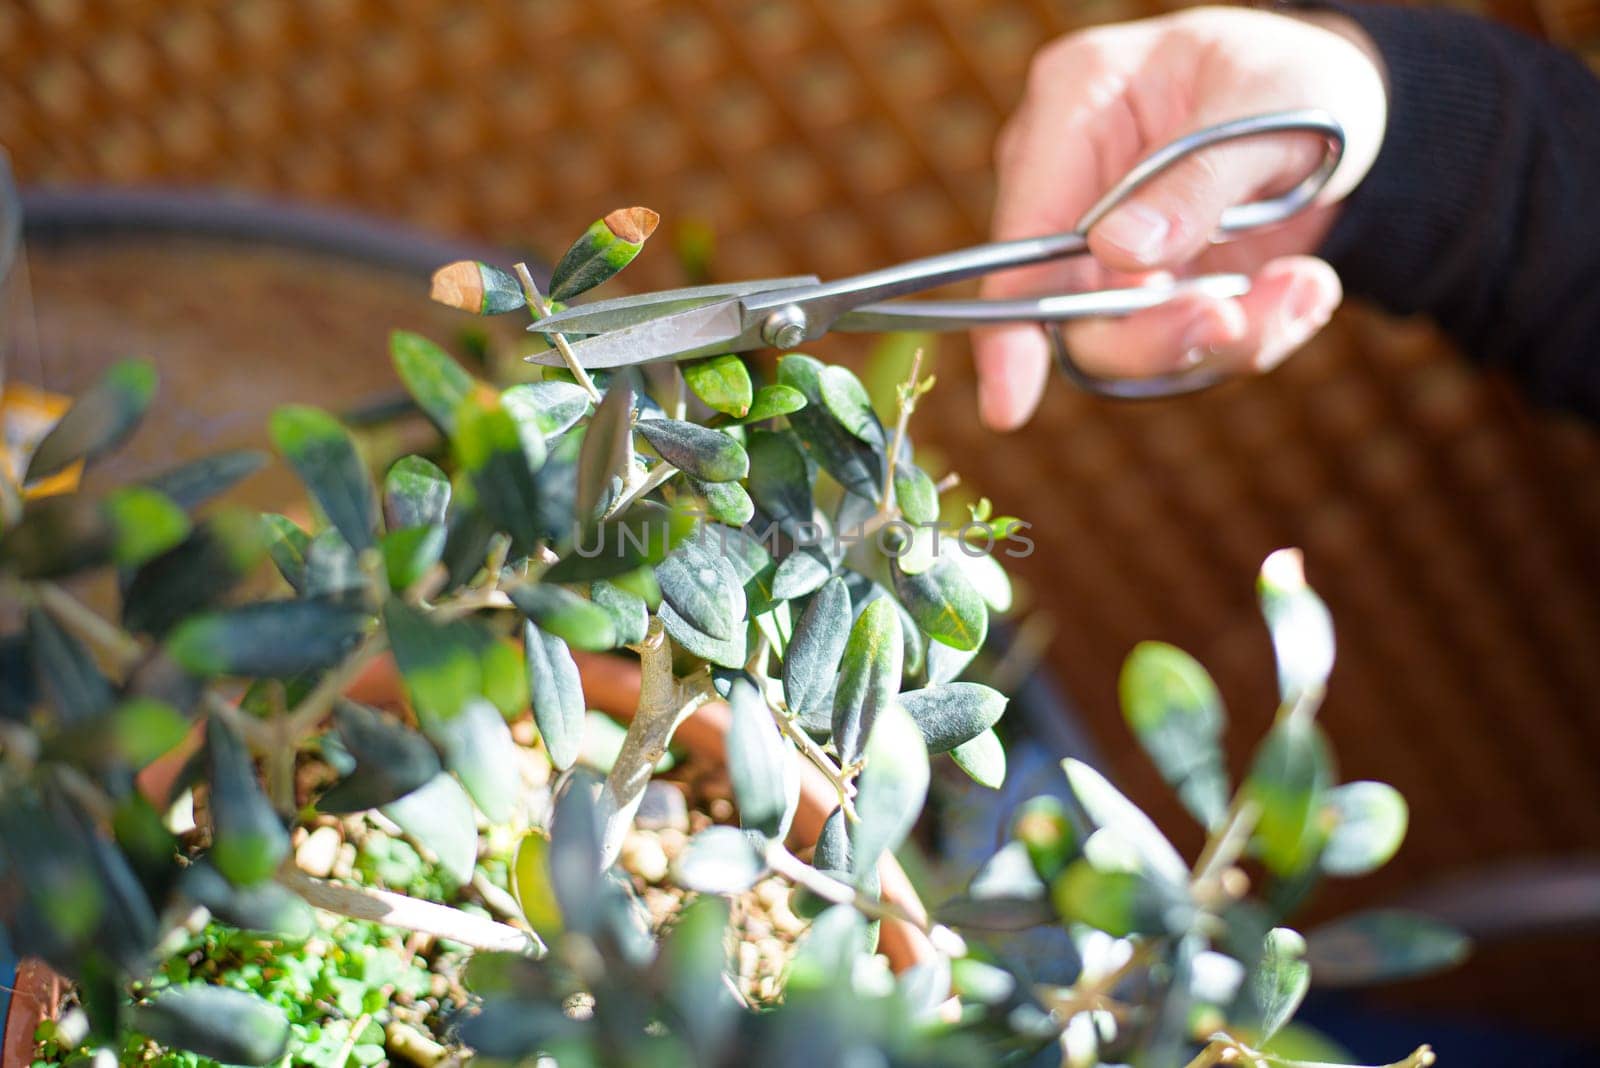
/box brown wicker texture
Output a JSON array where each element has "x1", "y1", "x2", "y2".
[{"x1": 5, "y1": 0, "x2": 1600, "y2": 1037}]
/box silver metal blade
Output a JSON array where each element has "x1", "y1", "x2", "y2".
[
  {"x1": 528, "y1": 276, "x2": 820, "y2": 336},
  {"x1": 525, "y1": 299, "x2": 751, "y2": 368}
]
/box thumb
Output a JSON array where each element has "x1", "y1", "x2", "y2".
[{"x1": 1085, "y1": 133, "x2": 1316, "y2": 272}]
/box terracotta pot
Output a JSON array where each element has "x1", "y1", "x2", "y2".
[
  {"x1": 2, "y1": 959, "x2": 64, "y2": 1068},
  {"x1": 345, "y1": 650, "x2": 937, "y2": 973}
]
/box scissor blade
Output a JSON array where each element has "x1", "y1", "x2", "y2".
[
  {"x1": 528, "y1": 276, "x2": 820, "y2": 337},
  {"x1": 525, "y1": 299, "x2": 751, "y2": 368}
]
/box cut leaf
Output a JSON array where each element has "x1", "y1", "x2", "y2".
[
  {"x1": 683, "y1": 354, "x2": 753, "y2": 417},
  {"x1": 1119, "y1": 642, "x2": 1229, "y2": 829},
  {"x1": 899, "y1": 682, "x2": 1007, "y2": 753},
  {"x1": 392, "y1": 330, "x2": 476, "y2": 435},
  {"x1": 168, "y1": 601, "x2": 369, "y2": 678},
  {"x1": 524, "y1": 620, "x2": 586, "y2": 771},
  {"x1": 636, "y1": 418, "x2": 748, "y2": 483},
  {"x1": 27, "y1": 358, "x2": 157, "y2": 481},
  {"x1": 269, "y1": 404, "x2": 378, "y2": 552},
  {"x1": 549, "y1": 207, "x2": 660, "y2": 301},
  {"x1": 429, "y1": 260, "x2": 526, "y2": 315},
  {"x1": 831, "y1": 596, "x2": 903, "y2": 766}
]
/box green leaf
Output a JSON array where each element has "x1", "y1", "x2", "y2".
[
  {"x1": 205, "y1": 716, "x2": 290, "y2": 886},
  {"x1": 111, "y1": 697, "x2": 190, "y2": 767},
  {"x1": 831, "y1": 597, "x2": 903, "y2": 766},
  {"x1": 383, "y1": 598, "x2": 520, "y2": 721},
  {"x1": 1304, "y1": 909, "x2": 1469, "y2": 986},
  {"x1": 899, "y1": 682, "x2": 1007, "y2": 753},
  {"x1": 548, "y1": 773, "x2": 604, "y2": 930},
  {"x1": 26, "y1": 607, "x2": 113, "y2": 727},
  {"x1": 893, "y1": 556, "x2": 987, "y2": 652},
  {"x1": 178, "y1": 859, "x2": 313, "y2": 940},
  {"x1": 510, "y1": 583, "x2": 618, "y2": 652},
  {"x1": 510, "y1": 830, "x2": 564, "y2": 937},
  {"x1": 124, "y1": 510, "x2": 267, "y2": 634},
  {"x1": 788, "y1": 905, "x2": 872, "y2": 990},
  {"x1": 693, "y1": 477, "x2": 755, "y2": 526},
  {"x1": 1258, "y1": 549, "x2": 1335, "y2": 703},
  {"x1": 954, "y1": 548, "x2": 1013, "y2": 613},
  {"x1": 655, "y1": 527, "x2": 745, "y2": 640},
  {"x1": 27, "y1": 358, "x2": 157, "y2": 481},
  {"x1": 949, "y1": 727, "x2": 1006, "y2": 789},
  {"x1": 1063, "y1": 758, "x2": 1188, "y2": 885},
  {"x1": 502, "y1": 380, "x2": 592, "y2": 439},
  {"x1": 524, "y1": 620, "x2": 586, "y2": 770},
  {"x1": 1119, "y1": 642, "x2": 1229, "y2": 829},
  {"x1": 391, "y1": 330, "x2": 476, "y2": 435},
  {"x1": 744, "y1": 428, "x2": 812, "y2": 530},
  {"x1": 636, "y1": 418, "x2": 748, "y2": 482},
  {"x1": 893, "y1": 464, "x2": 939, "y2": 525},
  {"x1": 726, "y1": 677, "x2": 792, "y2": 840},
  {"x1": 818, "y1": 364, "x2": 885, "y2": 446},
  {"x1": 674, "y1": 825, "x2": 766, "y2": 895},
  {"x1": 130, "y1": 986, "x2": 290, "y2": 1066},
  {"x1": 269, "y1": 404, "x2": 379, "y2": 552},
  {"x1": 261, "y1": 513, "x2": 311, "y2": 592},
  {"x1": 1243, "y1": 714, "x2": 1334, "y2": 877},
  {"x1": 453, "y1": 387, "x2": 547, "y2": 554},
  {"x1": 1254, "y1": 927, "x2": 1310, "y2": 1042},
  {"x1": 428, "y1": 697, "x2": 519, "y2": 824},
  {"x1": 429, "y1": 260, "x2": 526, "y2": 315},
  {"x1": 1049, "y1": 859, "x2": 1191, "y2": 938},
  {"x1": 683, "y1": 354, "x2": 753, "y2": 417},
  {"x1": 1320, "y1": 781, "x2": 1409, "y2": 877},
  {"x1": 549, "y1": 207, "x2": 660, "y2": 301},
  {"x1": 742, "y1": 383, "x2": 807, "y2": 423},
  {"x1": 382, "y1": 772, "x2": 478, "y2": 884},
  {"x1": 777, "y1": 354, "x2": 881, "y2": 499},
  {"x1": 589, "y1": 580, "x2": 650, "y2": 646},
  {"x1": 384, "y1": 455, "x2": 451, "y2": 529},
  {"x1": 302, "y1": 529, "x2": 364, "y2": 602},
  {"x1": 319, "y1": 701, "x2": 442, "y2": 813},
  {"x1": 144, "y1": 449, "x2": 267, "y2": 511},
  {"x1": 168, "y1": 601, "x2": 368, "y2": 677},
  {"x1": 381, "y1": 524, "x2": 446, "y2": 592},
  {"x1": 576, "y1": 382, "x2": 635, "y2": 523},
  {"x1": 659, "y1": 600, "x2": 747, "y2": 669},
  {"x1": 544, "y1": 501, "x2": 696, "y2": 583},
  {"x1": 782, "y1": 576, "x2": 851, "y2": 735},
  {"x1": 1011, "y1": 796, "x2": 1076, "y2": 877},
  {"x1": 850, "y1": 700, "x2": 928, "y2": 880}
]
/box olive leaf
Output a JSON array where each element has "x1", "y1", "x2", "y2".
[
  {"x1": 130, "y1": 986, "x2": 290, "y2": 1067},
  {"x1": 384, "y1": 598, "x2": 526, "y2": 721},
  {"x1": 125, "y1": 510, "x2": 267, "y2": 635},
  {"x1": 269, "y1": 404, "x2": 379, "y2": 552},
  {"x1": 937, "y1": 841, "x2": 1054, "y2": 931},
  {"x1": 1049, "y1": 859, "x2": 1193, "y2": 938},
  {"x1": 303, "y1": 529, "x2": 365, "y2": 603},
  {"x1": 510, "y1": 583, "x2": 618, "y2": 652},
  {"x1": 382, "y1": 772, "x2": 479, "y2": 885},
  {"x1": 423, "y1": 697, "x2": 519, "y2": 824},
  {"x1": 510, "y1": 830, "x2": 564, "y2": 938},
  {"x1": 683, "y1": 354, "x2": 753, "y2": 417},
  {"x1": 27, "y1": 607, "x2": 114, "y2": 726},
  {"x1": 1303, "y1": 909, "x2": 1469, "y2": 986},
  {"x1": 674, "y1": 825, "x2": 766, "y2": 895},
  {"x1": 543, "y1": 501, "x2": 695, "y2": 583},
  {"x1": 178, "y1": 860, "x2": 313, "y2": 941},
  {"x1": 741, "y1": 383, "x2": 807, "y2": 423},
  {"x1": 818, "y1": 364, "x2": 885, "y2": 447},
  {"x1": 144, "y1": 449, "x2": 267, "y2": 511},
  {"x1": 659, "y1": 600, "x2": 748, "y2": 670},
  {"x1": 576, "y1": 382, "x2": 635, "y2": 524},
  {"x1": 319, "y1": 700, "x2": 442, "y2": 813},
  {"x1": 430, "y1": 260, "x2": 526, "y2": 315},
  {"x1": 1119, "y1": 642, "x2": 1229, "y2": 830},
  {"x1": 168, "y1": 601, "x2": 369, "y2": 678},
  {"x1": 725, "y1": 677, "x2": 793, "y2": 841},
  {"x1": 849, "y1": 700, "x2": 928, "y2": 880},
  {"x1": 205, "y1": 717, "x2": 290, "y2": 887},
  {"x1": 893, "y1": 463, "x2": 939, "y2": 525},
  {"x1": 384, "y1": 455, "x2": 451, "y2": 530},
  {"x1": 392, "y1": 329, "x2": 476, "y2": 435},
  {"x1": 502, "y1": 380, "x2": 593, "y2": 439},
  {"x1": 1243, "y1": 714, "x2": 1334, "y2": 877},
  {"x1": 777, "y1": 354, "x2": 881, "y2": 500},
  {"x1": 832, "y1": 596, "x2": 903, "y2": 766},
  {"x1": 745, "y1": 429, "x2": 812, "y2": 531},
  {"x1": 1062, "y1": 758, "x2": 1189, "y2": 885},
  {"x1": 949, "y1": 727, "x2": 1006, "y2": 789},
  {"x1": 589, "y1": 580, "x2": 650, "y2": 646},
  {"x1": 1320, "y1": 780, "x2": 1408, "y2": 877},
  {"x1": 261, "y1": 513, "x2": 310, "y2": 593},
  {"x1": 1259, "y1": 548, "x2": 1336, "y2": 704},
  {"x1": 27, "y1": 357, "x2": 157, "y2": 481},
  {"x1": 636, "y1": 419, "x2": 748, "y2": 483},
  {"x1": 453, "y1": 386, "x2": 547, "y2": 554},
  {"x1": 898, "y1": 682, "x2": 1007, "y2": 753},
  {"x1": 1, "y1": 487, "x2": 188, "y2": 581},
  {"x1": 892, "y1": 555, "x2": 987, "y2": 652},
  {"x1": 549, "y1": 207, "x2": 660, "y2": 301},
  {"x1": 381, "y1": 525, "x2": 446, "y2": 593},
  {"x1": 525, "y1": 619, "x2": 586, "y2": 771},
  {"x1": 655, "y1": 527, "x2": 745, "y2": 641},
  {"x1": 691, "y1": 476, "x2": 755, "y2": 526},
  {"x1": 1253, "y1": 927, "x2": 1310, "y2": 1042},
  {"x1": 782, "y1": 576, "x2": 851, "y2": 735}
]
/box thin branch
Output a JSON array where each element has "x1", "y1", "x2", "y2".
[
  {"x1": 283, "y1": 630, "x2": 389, "y2": 738},
  {"x1": 515, "y1": 263, "x2": 602, "y2": 404},
  {"x1": 278, "y1": 867, "x2": 543, "y2": 956},
  {"x1": 877, "y1": 347, "x2": 925, "y2": 515},
  {"x1": 35, "y1": 581, "x2": 144, "y2": 673},
  {"x1": 1191, "y1": 799, "x2": 1261, "y2": 890},
  {"x1": 765, "y1": 843, "x2": 955, "y2": 948},
  {"x1": 606, "y1": 460, "x2": 680, "y2": 519}
]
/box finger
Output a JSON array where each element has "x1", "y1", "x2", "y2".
[
  {"x1": 1086, "y1": 131, "x2": 1326, "y2": 273},
  {"x1": 973, "y1": 322, "x2": 1051, "y2": 432},
  {"x1": 1058, "y1": 292, "x2": 1249, "y2": 378},
  {"x1": 1201, "y1": 255, "x2": 1342, "y2": 374}
]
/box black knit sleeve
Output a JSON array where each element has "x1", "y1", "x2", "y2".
[{"x1": 1311, "y1": 3, "x2": 1600, "y2": 419}]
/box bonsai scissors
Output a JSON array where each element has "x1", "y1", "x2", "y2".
[{"x1": 528, "y1": 110, "x2": 1344, "y2": 399}]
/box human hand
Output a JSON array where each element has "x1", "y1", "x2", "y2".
[{"x1": 975, "y1": 5, "x2": 1388, "y2": 430}]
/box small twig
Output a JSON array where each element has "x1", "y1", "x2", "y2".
[
  {"x1": 471, "y1": 870, "x2": 526, "y2": 924},
  {"x1": 332, "y1": 1012, "x2": 371, "y2": 1068},
  {"x1": 1191, "y1": 799, "x2": 1261, "y2": 891},
  {"x1": 35, "y1": 581, "x2": 144, "y2": 673},
  {"x1": 515, "y1": 263, "x2": 602, "y2": 404},
  {"x1": 933, "y1": 472, "x2": 961, "y2": 494},
  {"x1": 278, "y1": 867, "x2": 543, "y2": 956},
  {"x1": 672, "y1": 364, "x2": 688, "y2": 420},
  {"x1": 740, "y1": 646, "x2": 857, "y2": 815},
  {"x1": 606, "y1": 460, "x2": 680, "y2": 519},
  {"x1": 877, "y1": 347, "x2": 925, "y2": 515},
  {"x1": 765, "y1": 843, "x2": 958, "y2": 950},
  {"x1": 283, "y1": 630, "x2": 389, "y2": 738}
]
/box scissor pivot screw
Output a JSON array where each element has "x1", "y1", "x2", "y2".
[{"x1": 762, "y1": 306, "x2": 808, "y2": 350}]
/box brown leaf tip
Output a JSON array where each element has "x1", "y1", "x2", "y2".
[
  {"x1": 430, "y1": 261, "x2": 485, "y2": 312},
  {"x1": 604, "y1": 207, "x2": 660, "y2": 244}
]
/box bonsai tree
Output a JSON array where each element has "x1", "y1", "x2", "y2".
[{"x1": 0, "y1": 209, "x2": 1461, "y2": 1067}]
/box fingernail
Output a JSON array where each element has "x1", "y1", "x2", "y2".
[
  {"x1": 1285, "y1": 276, "x2": 1336, "y2": 333},
  {"x1": 1095, "y1": 204, "x2": 1171, "y2": 265}
]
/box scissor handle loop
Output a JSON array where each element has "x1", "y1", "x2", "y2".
[{"x1": 1077, "y1": 109, "x2": 1346, "y2": 237}]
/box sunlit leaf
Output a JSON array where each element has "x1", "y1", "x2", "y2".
[
  {"x1": 382, "y1": 772, "x2": 478, "y2": 884},
  {"x1": 543, "y1": 500, "x2": 695, "y2": 583},
  {"x1": 383, "y1": 598, "x2": 523, "y2": 721},
  {"x1": 1119, "y1": 641, "x2": 1229, "y2": 829},
  {"x1": 658, "y1": 600, "x2": 747, "y2": 669},
  {"x1": 636, "y1": 418, "x2": 748, "y2": 483},
  {"x1": 261, "y1": 513, "x2": 310, "y2": 593},
  {"x1": 1305, "y1": 909, "x2": 1469, "y2": 986},
  {"x1": 269, "y1": 404, "x2": 378, "y2": 552},
  {"x1": 576, "y1": 381, "x2": 635, "y2": 524},
  {"x1": 130, "y1": 985, "x2": 290, "y2": 1066},
  {"x1": 392, "y1": 330, "x2": 476, "y2": 435},
  {"x1": 949, "y1": 727, "x2": 1006, "y2": 789},
  {"x1": 525, "y1": 620, "x2": 586, "y2": 771},
  {"x1": 1011, "y1": 795, "x2": 1077, "y2": 878},
  {"x1": 319, "y1": 701, "x2": 442, "y2": 813},
  {"x1": 168, "y1": 601, "x2": 368, "y2": 678},
  {"x1": 1049, "y1": 859, "x2": 1193, "y2": 938},
  {"x1": 205, "y1": 716, "x2": 290, "y2": 886},
  {"x1": 144, "y1": 449, "x2": 267, "y2": 511},
  {"x1": 122, "y1": 510, "x2": 267, "y2": 635},
  {"x1": 179, "y1": 858, "x2": 313, "y2": 940},
  {"x1": 741, "y1": 384, "x2": 807, "y2": 423},
  {"x1": 782, "y1": 576, "x2": 850, "y2": 735},
  {"x1": 1320, "y1": 780, "x2": 1408, "y2": 877},
  {"x1": 818, "y1": 365, "x2": 885, "y2": 447},
  {"x1": 426, "y1": 697, "x2": 519, "y2": 824},
  {"x1": 674, "y1": 825, "x2": 766, "y2": 895},
  {"x1": 1258, "y1": 549, "x2": 1336, "y2": 704},
  {"x1": 898, "y1": 681, "x2": 1007, "y2": 753},
  {"x1": 692, "y1": 476, "x2": 755, "y2": 526},
  {"x1": 27, "y1": 358, "x2": 157, "y2": 481},
  {"x1": 302, "y1": 529, "x2": 365, "y2": 603},
  {"x1": 1243, "y1": 714, "x2": 1334, "y2": 877},
  {"x1": 832, "y1": 596, "x2": 903, "y2": 766},
  {"x1": 726, "y1": 677, "x2": 792, "y2": 841},
  {"x1": 1063, "y1": 758, "x2": 1188, "y2": 885},
  {"x1": 655, "y1": 527, "x2": 745, "y2": 640},
  {"x1": 510, "y1": 583, "x2": 618, "y2": 652},
  {"x1": 384, "y1": 455, "x2": 451, "y2": 530},
  {"x1": 937, "y1": 841, "x2": 1054, "y2": 931},
  {"x1": 683, "y1": 354, "x2": 753, "y2": 418},
  {"x1": 380, "y1": 524, "x2": 446, "y2": 593},
  {"x1": 850, "y1": 701, "x2": 928, "y2": 880},
  {"x1": 893, "y1": 555, "x2": 987, "y2": 652},
  {"x1": 893, "y1": 463, "x2": 939, "y2": 525},
  {"x1": 744, "y1": 428, "x2": 812, "y2": 531},
  {"x1": 1253, "y1": 927, "x2": 1310, "y2": 1041},
  {"x1": 502, "y1": 380, "x2": 592, "y2": 439},
  {"x1": 549, "y1": 207, "x2": 660, "y2": 301},
  {"x1": 589, "y1": 579, "x2": 649, "y2": 646},
  {"x1": 510, "y1": 830, "x2": 564, "y2": 938}
]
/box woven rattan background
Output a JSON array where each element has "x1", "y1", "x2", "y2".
[{"x1": 4, "y1": 0, "x2": 1600, "y2": 1036}]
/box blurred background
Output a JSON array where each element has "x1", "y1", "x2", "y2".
[{"x1": 4, "y1": 0, "x2": 1600, "y2": 1060}]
